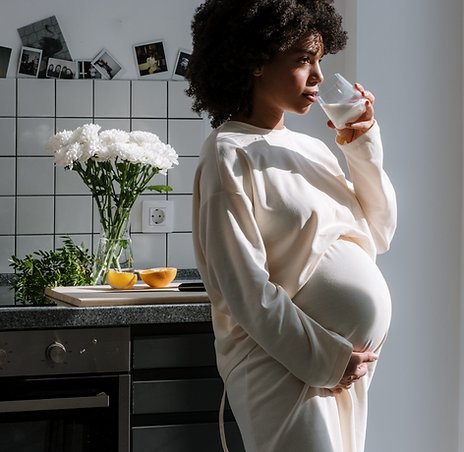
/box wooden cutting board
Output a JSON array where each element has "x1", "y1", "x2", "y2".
[{"x1": 45, "y1": 283, "x2": 209, "y2": 307}]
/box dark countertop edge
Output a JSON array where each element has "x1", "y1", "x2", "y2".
[{"x1": 0, "y1": 302, "x2": 212, "y2": 331}]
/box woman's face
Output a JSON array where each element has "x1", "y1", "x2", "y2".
[{"x1": 253, "y1": 31, "x2": 324, "y2": 121}]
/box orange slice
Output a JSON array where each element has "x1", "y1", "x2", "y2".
[
  {"x1": 106, "y1": 269, "x2": 137, "y2": 290},
  {"x1": 137, "y1": 267, "x2": 177, "y2": 288}
]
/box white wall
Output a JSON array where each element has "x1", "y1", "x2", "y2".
[
  {"x1": 1, "y1": 0, "x2": 464, "y2": 451},
  {"x1": 0, "y1": 0, "x2": 202, "y2": 80},
  {"x1": 287, "y1": 0, "x2": 463, "y2": 451},
  {"x1": 359, "y1": 1, "x2": 462, "y2": 451}
]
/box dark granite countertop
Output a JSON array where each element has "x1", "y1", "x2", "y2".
[
  {"x1": 0, "y1": 303, "x2": 212, "y2": 331},
  {"x1": 0, "y1": 269, "x2": 212, "y2": 331}
]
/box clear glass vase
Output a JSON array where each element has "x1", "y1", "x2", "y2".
[{"x1": 93, "y1": 209, "x2": 134, "y2": 285}]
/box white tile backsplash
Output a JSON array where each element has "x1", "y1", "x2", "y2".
[
  {"x1": 56, "y1": 79, "x2": 93, "y2": 118},
  {"x1": 167, "y1": 232, "x2": 196, "y2": 268},
  {"x1": 0, "y1": 197, "x2": 15, "y2": 235},
  {"x1": 167, "y1": 156, "x2": 198, "y2": 194},
  {"x1": 97, "y1": 118, "x2": 131, "y2": 132},
  {"x1": 169, "y1": 120, "x2": 204, "y2": 156},
  {"x1": 94, "y1": 80, "x2": 131, "y2": 118},
  {"x1": 132, "y1": 233, "x2": 167, "y2": 269},
  {"x1": 17, "y1": 157, "x2": 55, "y2": 195},
  {"x1": 55, "y1": 165, "x2": 90, "y2": 195},
  {"x1": 2, "y1": 78, "x2": 204, "y2": 272},
  {"x1": 17, "y1": 78, "x2": 55, "y2": 117},
  {"x1": 0, "y1": 236, "x2": 15, "y2": 272},
  {"x1": 55, "y1": 196, "x2": 93, "y2": 234},
  {"x1": 17, "y1": 117, "x2": 55, "y2": 155},
  {"x1": 168, "y1": 81, "x2": 199, "y2": 118},
  {"x1": 132, "y1": 118, "x2": 168, "y2": 143},
  {"x1": 0, "y1": 118, "x2": 16, "y2": 155},
  {"x1": 16, "y1": 235, "x2": 54, "y2": 260},
  {"x1": 56, "y1": 118, "x2": 93, "y2": 133},
  {"x1": 0, "y1": 79, "x2": 16, "y2": 117},
  {"x1": 17, "y1": 196, "x2": 55, "y2": 235},
  {"x1": 132, "y1": 80, "x2": 167, "y2": 118},
  {"x1": 171, "y1": 195, "x2": 193, "y2": 232},
  {"x1": 0, "y1": 157, "x2": 15, "y2": 196}
]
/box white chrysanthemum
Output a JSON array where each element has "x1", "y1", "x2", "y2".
[{"x1": 46, "y1": 124, "x2": 178, "y2": 171}]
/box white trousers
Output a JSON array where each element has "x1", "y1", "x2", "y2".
[{"x1": 225, "y1": 344, "x2": 379, "y2": 452}]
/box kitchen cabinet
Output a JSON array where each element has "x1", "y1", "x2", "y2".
[
  {"x1": 0, "y1": 297, "x2": 245, "y2": 451},
  {"x1": 131, "y1": 322, "x2": 245, "y2": 452}
]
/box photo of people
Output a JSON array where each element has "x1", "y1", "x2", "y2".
[
  {"x1": 46, "y1": 57, "x2": 77, "y2": 79},
  {"x1": 91, "y1": 49, "x2": 123, "y2": 80},
  {"x1": 17, "y1": 16, "x2": 71, "y2": 78},
  {"x1": 172, "y1": 48, "x2": 191, "y2": 80},
  {"x1": 17, "y1": 46, "x2": 42, "y2": 78},
  {"x1": 133, "y1": 40, "x2": 168, "y2": 78},
  {"x1": 77, "y1": 61, "x2": 101, "y2": 79}
]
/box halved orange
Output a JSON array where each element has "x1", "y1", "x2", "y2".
[
  {"x1": 106, "y1": 269, "x2": 137, "y2": 290},
  {"x1": 137, "y1": 267, "x2": 177, "y2": 288}
]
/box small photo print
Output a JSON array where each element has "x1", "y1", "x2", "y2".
[
  {"x1": 0, "y1": 46, "x2": 12, "y2": 78},
  {"x1": 17, "y1": 15, "x2": 72, "y2": 78},
  {"x1": 91, "y1": 49, "x2": 123, "y2": 80},
  {"x1": 77, "y1": 60, "x2": 101, "y2": 79},
  {"x1": 133, "y1": 40, "x2": 168, "y2": 79},
  {"x1": 172, "y1": 49, "x2": 191, "y2": 80},
  {"x1": 46, "y1": 57, "x2": 77, "y2": 79},
  {"x1": 17, "y1": 46, "x2": 42, "y2": 78}
]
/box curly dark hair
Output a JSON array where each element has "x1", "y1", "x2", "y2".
[{"x1": 185, "y1": 0, "x2": 347, "y2": 128}]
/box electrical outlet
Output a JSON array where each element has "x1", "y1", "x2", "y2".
[{"x1": 142, "y1": 200, "x2": 174, "y2": 233}]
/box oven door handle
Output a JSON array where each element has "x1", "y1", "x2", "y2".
[{"x1": 0, "y1": 392, "x2": 110, "y2": 413}]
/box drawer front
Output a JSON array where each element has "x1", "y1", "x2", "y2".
[
  {"x1": 132, "y1": 334, "x2": 216, "y2": 369},
  {"x1": 133, "y1": 378, "x2": 224, "y2": 414},
  {"x1": 132, "y1": 422, "x2": 245, "y2": 452}
]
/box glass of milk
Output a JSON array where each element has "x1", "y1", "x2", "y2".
[{"x1": 316, "y1": 73, "x2": 366, "y2": 129}]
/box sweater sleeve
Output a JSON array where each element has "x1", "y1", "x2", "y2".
[
  {"x1": 195, "y1": 143, "x2": 353, "y2": 387},
  {"x1": 337, "y1": 122, "x2": 397, "y2": 254}
]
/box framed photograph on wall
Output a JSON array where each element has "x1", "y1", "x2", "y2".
[
  {"x1": 91, "y1": 49, "x2": 124, "y2": 80},
  {"x1": 133, "y1": 40, "x2": 168, "y2": 79},
  {"x1": 0, "y1": 46, "x2": 12, "y2": 78},
  {"x1": 17, "y1": 15, "x2": 72, "y2": 78},
  {"x1": 46, "y1": 57, "x2": 77, "y2": 79},
  {"x1": 172, "y1": 48, "x2": 191, "y2": 80},
  {"x1": 17, "y1": 46, "x2": 42, "y2": 78},
  {"x1": 77, "y1": 60, "x2": 102, "y2": 79}
]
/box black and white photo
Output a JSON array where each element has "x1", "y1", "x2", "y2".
[
  {"x1": 46, "y1": 57, "x2": 77, "y2": 79},
  {"x1": 172, "y1": 48, "x2": 191, "y2": 80},
  {"x1": 91, "y1": 49, "x2": 123, "y2": 80},
  {"x1": 17, "y1": 16, "x2": 71, "y2": 78},
  {"x1": 17, "y1": 46, "x2": 42, "y2": 78}
]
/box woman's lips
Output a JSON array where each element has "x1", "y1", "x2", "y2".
[{"x1": 304, "y1": 91, "x2": 318, "y2": 103}]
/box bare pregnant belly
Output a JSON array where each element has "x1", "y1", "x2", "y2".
[{"x1": 292, "y1": 239, "x2": 391, "y2": 352}]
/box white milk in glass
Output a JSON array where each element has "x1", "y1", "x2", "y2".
[{"x1": 321, "y1": 99, "x2": 366, "y2": 129}]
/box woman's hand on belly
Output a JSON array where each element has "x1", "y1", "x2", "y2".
[{"x1": 328, "y1": 351, "x2": 378, "y2": 394}]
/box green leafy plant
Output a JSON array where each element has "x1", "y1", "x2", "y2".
[{"x1": 9, "y1": 237, "x2": 95, "y2": 305}]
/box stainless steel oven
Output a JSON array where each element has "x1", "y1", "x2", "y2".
[{"x1": 0, "y1": 327, "x2": 130, "y2": 452}]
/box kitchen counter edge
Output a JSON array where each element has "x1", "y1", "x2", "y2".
[{"x1": 0, "y1": 302, "x2": 213, "y2": 331}]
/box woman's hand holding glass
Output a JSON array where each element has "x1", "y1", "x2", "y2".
[{"x1": 329, "y1": 83, "x2": 376, "y2": 144}]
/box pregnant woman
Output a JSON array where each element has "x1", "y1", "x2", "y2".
[{"x1": 186, "y1": 1, "x2": 397, "y2": 451}]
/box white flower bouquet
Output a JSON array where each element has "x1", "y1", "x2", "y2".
[{"x1": 46, "y1": 124, "x2": 178, "y2": 284}]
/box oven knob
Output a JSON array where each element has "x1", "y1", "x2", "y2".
[
  {"x1": 46, "y1": 342, "x2": 67, "y2": 363},
  {"x1": 0, "y1": 349, "x2": 6, "y2": 365}
]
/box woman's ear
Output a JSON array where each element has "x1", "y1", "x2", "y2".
[{"x1": 253, "y1": 67, "x2": 263, "y2": 77}]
